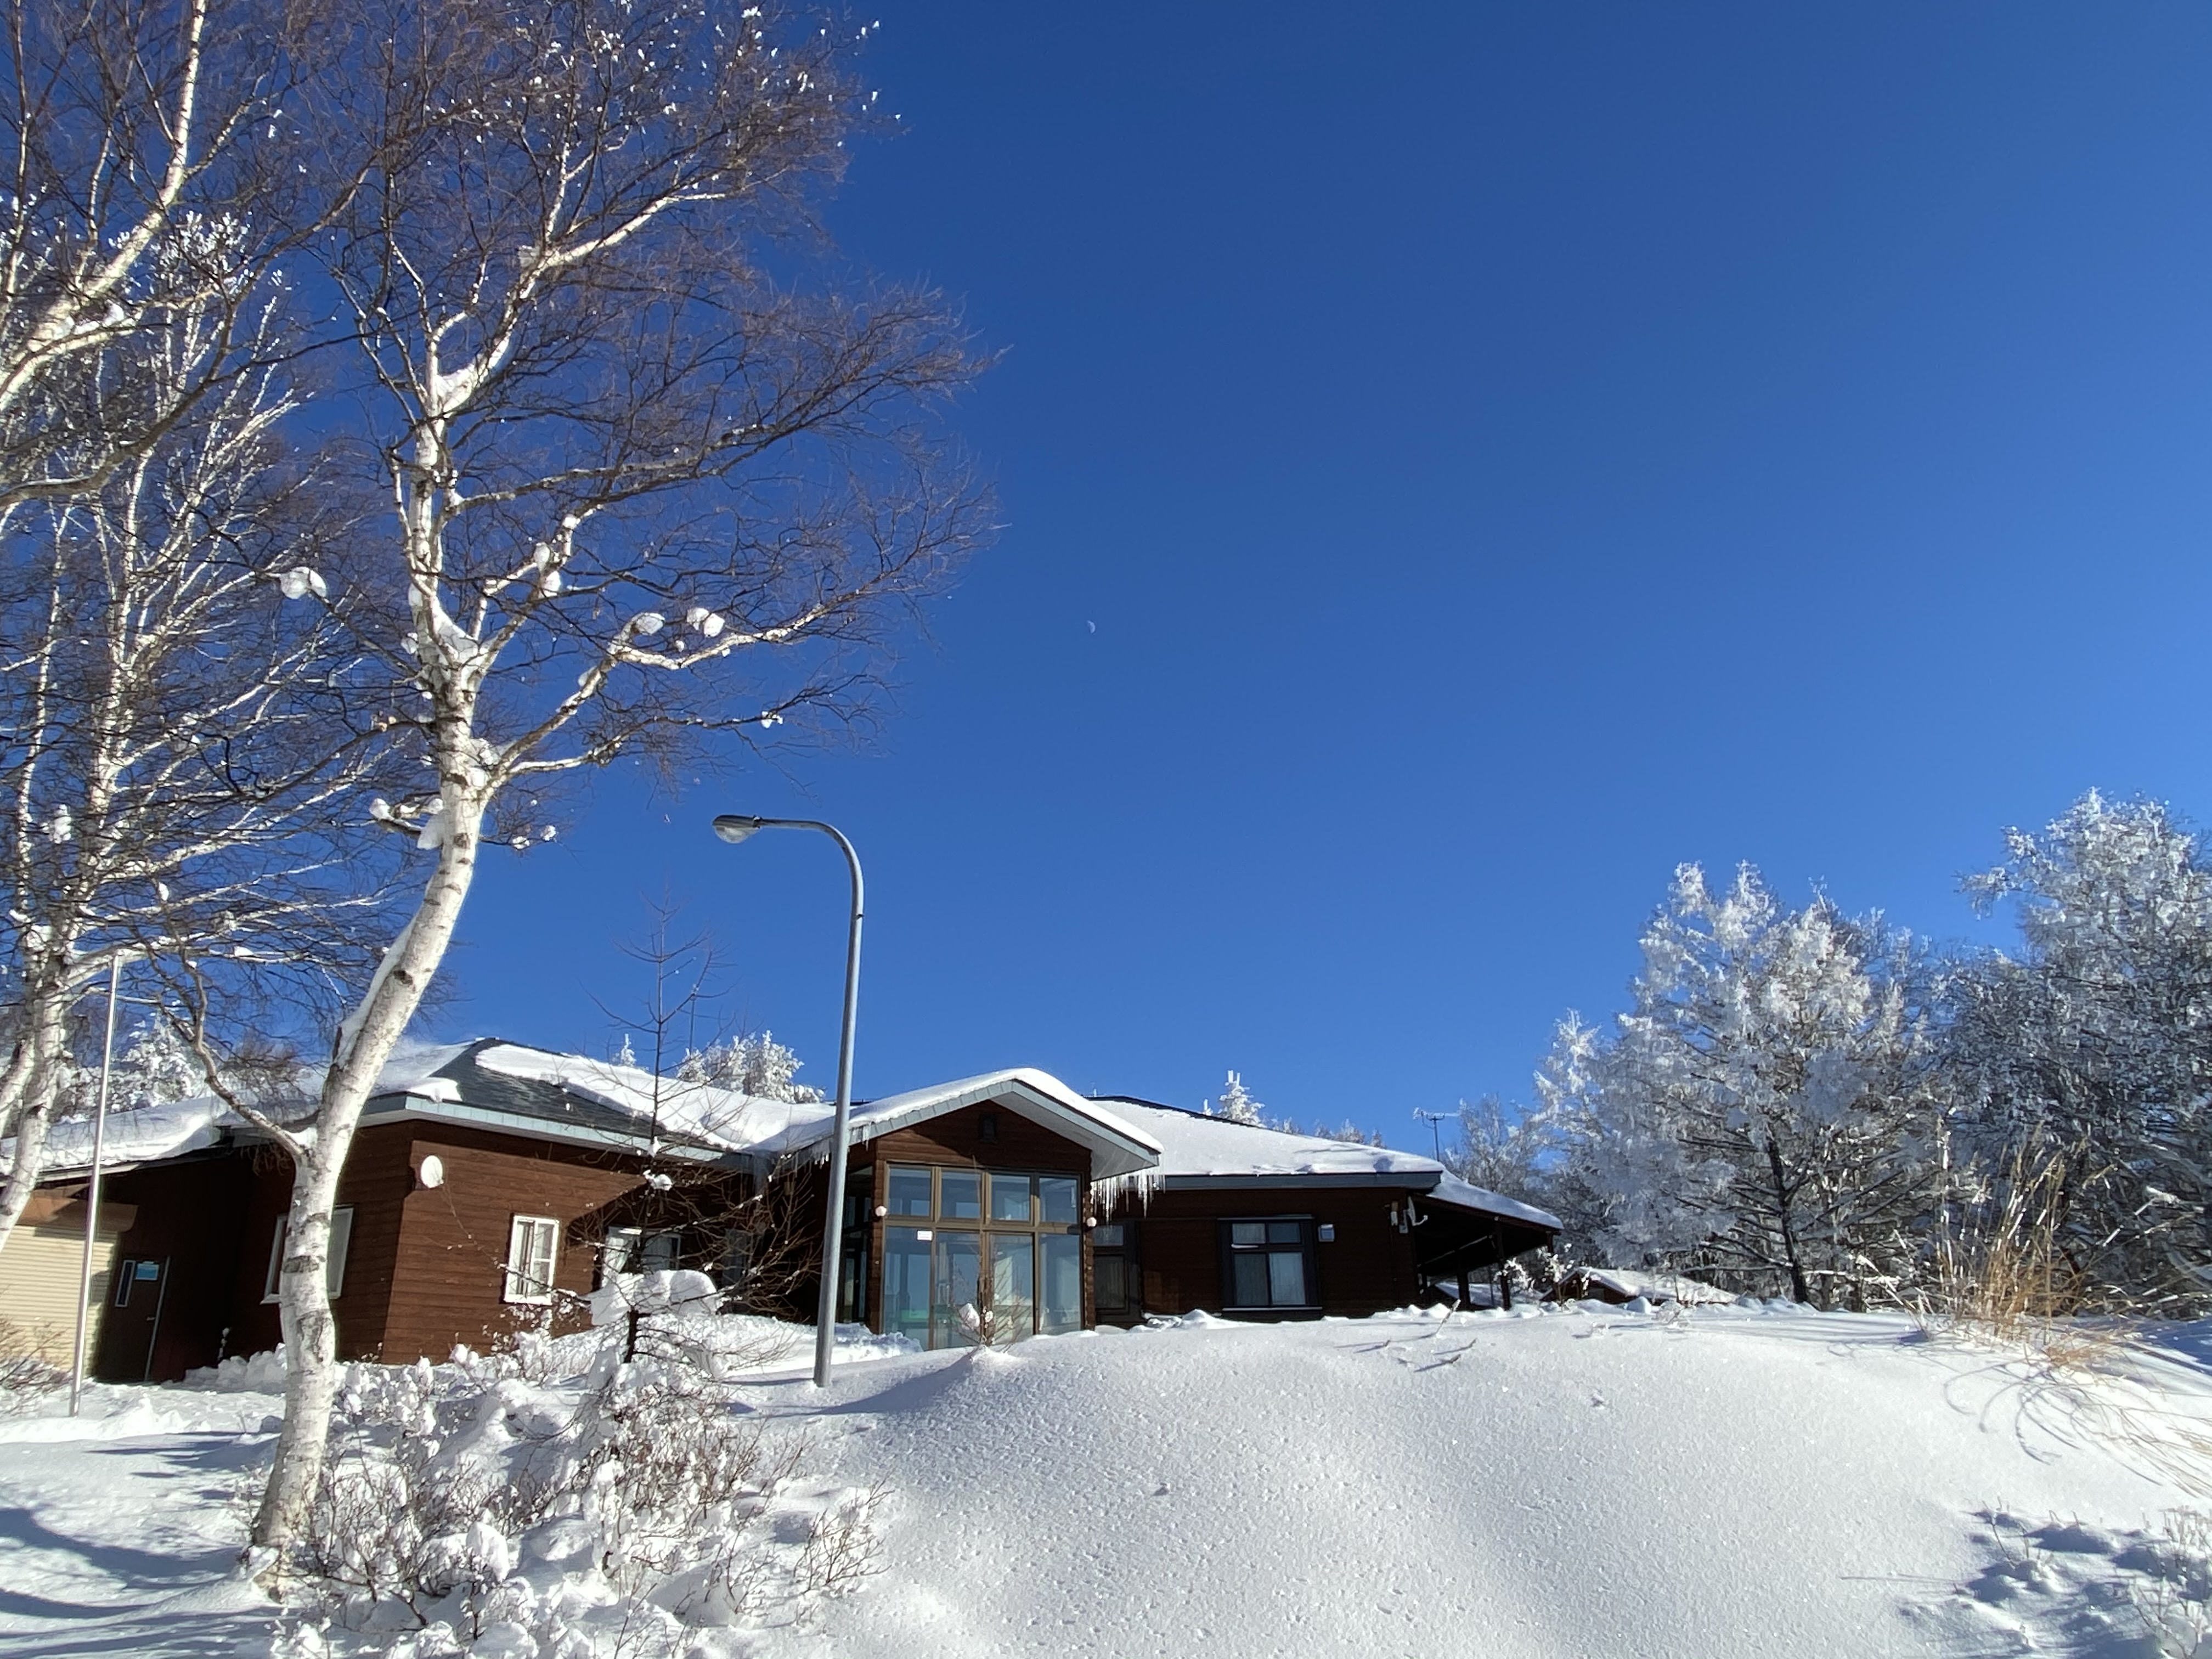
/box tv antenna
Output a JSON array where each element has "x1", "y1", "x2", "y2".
[{"x1": 1412, "y1": 1107, "x2": 1452, "y2": 1161}]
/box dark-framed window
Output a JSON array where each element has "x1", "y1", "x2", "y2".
[
  {"x1": 879, "y1": 1164, "x2": 1084, "y2": 1347},
  {"x1": 1093, "y1": 1221, "x2": 1138, "y2": 1319},
  {"x1": 1220, "y1": 1217, "x2": 1318, "y2": 1312},
  {"x1": 600, "y1": 1226, "x2": 684, "y2": 1282}
]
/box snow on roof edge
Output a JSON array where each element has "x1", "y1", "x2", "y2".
[{"x1": 1423, "y1": 1172, "x2": 1564, "y2": 1232}]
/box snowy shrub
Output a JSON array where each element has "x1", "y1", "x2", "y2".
[
  {"x1": 2129, "y1": 1509, "x2": 2212, "y2": 1656},
  {"x1": 0, "y1": 1317, "x2": 67, "y2": 1412},
  {"x1": 279, "y1": 1320, "x2": 879, "y2": 1654}
]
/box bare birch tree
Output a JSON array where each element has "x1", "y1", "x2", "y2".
[
  {"x1": 0, "y1": 0, "x2": 332, "y2": 507},
  {"x1": 0, "y1": 302, "x2": 399, "y2": 1251},
  {"x1": 248, "y1": 0, "x2": 989, "y2": 1553}
]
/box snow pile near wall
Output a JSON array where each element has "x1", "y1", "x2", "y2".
[
  {"x1": 182, "y1": 1347, "x2": 291, "y2": 1391},
  {"x1": 0, "y1": 1376, "x2": 281, "y2": 1443}
]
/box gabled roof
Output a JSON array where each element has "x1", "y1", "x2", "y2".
[
  {"x1": 390, "y1": 1045, "x2": 1164, "y2": 1178},
  {"x1": 744, "y1": 1068, "x2": 1164, "y2": 1181}
]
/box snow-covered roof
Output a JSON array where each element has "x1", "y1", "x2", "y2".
[
  {"x1": 744, "y1": 1068, "x2": 1165, "y2": 1181},
  {"x1": 12, "y1": 1039, "x2": 1552, "y2": 1232},
  {"x1": 452, "y1": 1048, "x2": 1163, "y2": 1179},
  {"x1": 1085, "y1": 1099, "x2": 1562, "y2": 1232},
  {"x1": 1094, "y1": 1097, "x2": 1445, "y2": 1183},
  {"x1": 7, "y1": 1097, "x2": 229, "y2": 1178},
  {"x1": 1425, "y1": 1173, "x2": 1565, "y2": 1233}
]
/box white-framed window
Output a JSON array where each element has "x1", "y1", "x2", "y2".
[
  {"x1": 262, "y1": 1207, "x2": 353, "y2": 1303},
  {"x1": 504, "y1": 1215, "x2": 561, "y2": 1305}
]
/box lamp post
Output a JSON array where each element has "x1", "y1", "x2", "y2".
[
  {"x1": 712, "y1": 813, "x2": 863, "y2": 1389},
  {"x1": 68, "y1": 956, "x2": 125, "y2": 1417}
]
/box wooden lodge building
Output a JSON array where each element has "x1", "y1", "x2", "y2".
[{"x1": 1, "y1": 1040, "x2": 1559, "y2": 1380}]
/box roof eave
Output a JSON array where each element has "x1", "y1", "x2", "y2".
[
  {"x1": 1156, "y1": 1170, "x2": 1437, "y2": 1190},
  {"x1": 798, "y1": 1077, "x2": 1160, "y2": 1180},
  {"x1": 362, "y1": 1093, "x2": 738, "y2": 1164}
]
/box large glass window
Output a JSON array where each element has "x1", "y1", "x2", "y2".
[
  {"x1": 1039, "y1": 1177, "x2": 1079, "y2": 1225},
  {"x1": 940, "y1": 1170, "x2": 982, "y2": 1220},
  {"x1": 1041, "y1": 1234, "x2": 1083, "y2": 1333},
  {"x1": 881, "y1": 1163, "x2": 1086, "y2": 1347},
  {"x1": 991, "y1": 1235, "x2": 1035, "y2": 1341},
  {"x1": 989, "y1": 1172, "x2": 1032, "y2": 1222},
  {"x1": 884, "y1": 1227, "x2": 933, "y2": 1348},
  {"x1": 1223, "y1": 1218, "x2": 1315, "y2": 1312},
  {"x1": 887, "y1": 1166, "x2": 932, "y2": 1217},
  {"x1": 933, "y1": 1229, "x2": 983, "y2": 1345}
]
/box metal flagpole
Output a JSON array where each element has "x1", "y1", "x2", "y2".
[{"x1": 67, "y1": 957, "x2": 125, "y2": 1417}]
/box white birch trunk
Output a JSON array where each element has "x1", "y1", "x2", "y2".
[
  {"x1": 0, "y1": 991, "x2": 74, "y2": 1254},
  {"x1": 248, "y1": 789, "x2": 486, "y2": 1552}
]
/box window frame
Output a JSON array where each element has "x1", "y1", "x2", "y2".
[
  {"x1": 1092, "y1": 1218, "x2": 1138, "y2": 1319},
  {"x1": 876, "y1": 1161, "x2": 1087, "y2": 1347},
  {"x1": 262, "y1": 1206, "x2": 354, "y2": 1304},
  {"x1": 1217, "y1": 1215, "x2": 1319, "y2": 1314},
  {"x1": 503, "y1": 1214, "x2": 561, "y2": 1306}
]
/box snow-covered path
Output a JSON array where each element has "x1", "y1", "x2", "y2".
[
  {"x1": 0, "y1": 1392, "x2": 283, "y2": 1656},
  {"x1": 1, "y1": 1305, "x2": 2208, "y2": 1657}
]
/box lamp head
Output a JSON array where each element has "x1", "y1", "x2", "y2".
[{"x1": 712, "y1": 814, "x2": 765, "y2": 844}]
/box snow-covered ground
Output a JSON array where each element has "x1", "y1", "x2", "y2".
[{"x1": 3, "y1": 1303, "x2": 2210, "y2": 1657}]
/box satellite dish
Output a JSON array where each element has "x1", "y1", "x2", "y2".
[{"x1": 416, "y1": 1154, "x2": 445, "y2": 1190}]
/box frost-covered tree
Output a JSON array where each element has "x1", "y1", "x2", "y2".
[
  {"x1": 1447, "y1": 1095, "x2": 1549, "y2": 1203},
  {"x1": 1211, "y1": 1070, "x2": 1263, "y2": 1126},
  {"x1": 246, "y1": 0, "x2": 989, "y2": 1552},
  {"x1": 1540, "y1": 864, "x2": 1952, "y2": 1306},
  {"x1": 681, "y1": 1033, "x2": 823, "y2": 1107},
  {"x1": 1947, "y1": 792, "x2": 2212, "y2": 1314}
]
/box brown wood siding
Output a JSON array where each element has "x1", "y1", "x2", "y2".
[
  {"x1": 208, "y1": 1124, "x2": 658, "y2": 1367},
  {"x1": 1107, "y1": 1184, "x2": 1424, "y2": 1321},
  {"x1": 95, "y1": 1155, "x2": 255, "y2": 1381},
  {"x1": 380, "y1": 1126, "x2": 650, "y2": 1364}
]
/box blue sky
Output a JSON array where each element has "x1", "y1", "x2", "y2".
[{"x1": 440, "y1": 4, "x2": 2212, "y2": 1137}]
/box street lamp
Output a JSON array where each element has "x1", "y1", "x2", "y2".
[{"x1": 711, "y1": 814, "x2": 864, "y2": 1388}]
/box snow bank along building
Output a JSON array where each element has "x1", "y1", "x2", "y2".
[{"x1": 1, "y1": 1040, "x2": 1559, "y2": 1378}]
